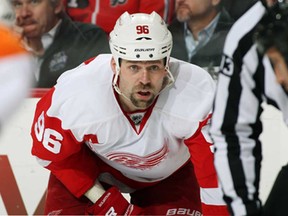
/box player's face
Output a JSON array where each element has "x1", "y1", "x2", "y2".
[
  {"x1": 175, "y1": 0, "x2": 219, "y2": 23},
  {"x1": 266, "y1": 47, "x2": 288, "y2": 93},
  {"x1": 11, "y1": 0, "x2": 62, "y2": 38},
  {"x1": 118, "y1": 59, "x2": 168, "y2": 111}
]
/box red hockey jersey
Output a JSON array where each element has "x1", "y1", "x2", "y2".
[
  {"x1": 64, "y1": 0, "x2": 175, "y2": 34},
  {"x1": 31, "y1": 54, "x2": 228, "y2": 215}
]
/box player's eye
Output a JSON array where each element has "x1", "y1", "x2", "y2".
[
  {"x1": 129, "y1": 65, "x2": 140, "y2": 72},
  {"x1": 11, "y1": 0, "x2": 23, "y2": 8},
  {"x1": 30, "y1": 0, "x2": 42, "y2": 5},
  {"x1": 148, "y1": 65, "x2": 160, "y2": 72}
]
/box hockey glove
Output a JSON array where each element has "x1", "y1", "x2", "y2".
[{"x1": 85, "y1": 186, "x2": 142, "y2": 216}]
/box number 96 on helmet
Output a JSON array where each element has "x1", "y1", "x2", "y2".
[{"x1": 109, "y1": 11, "x2": 173, "y2": 68}]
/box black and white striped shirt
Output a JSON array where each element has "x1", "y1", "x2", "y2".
[{"x1": 210, "y1": 1, "x2": 288, "y2": 215}]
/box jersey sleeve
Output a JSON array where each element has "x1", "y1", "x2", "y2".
[
  {"x1": 31, "y1": 88, "x2": 99, "y2": 197},
  {"x1": 184, "y1": 114, "x2": 229, "y2": 215}
]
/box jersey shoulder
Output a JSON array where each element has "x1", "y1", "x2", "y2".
[
  {"x1": 44, "y1": 54, "x2": 118, "y2": 129},
  {"x1": 157, "y1": 58, "x2": 215, "y2": 121}
]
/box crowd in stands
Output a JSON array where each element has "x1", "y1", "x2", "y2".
[
  {"x1": 169, "y1": 0, "x2": 234, "y2": 79},
  {"x1": 63, "y1": 0, "x2": 175, "y2": 35},
  {"x1": 11, "y1": 0, "x2": 110, "y2": 88},
  {"x1": 9, "y1": 0, "x2": 257, "y2": 88}
]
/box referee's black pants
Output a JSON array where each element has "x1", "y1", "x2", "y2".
[{"x1": 263, "y1": 163, "x2": 288, "y2": 216}]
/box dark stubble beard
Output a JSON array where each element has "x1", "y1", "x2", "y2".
[
  {"x1": 130, "y1": 94, "x2": 155, "y2": 109},
  {"x1": 129, "y1": 77, "x2": 169, "y2": 109},
  {"x1": 130, "y1": 83, "x2": 156, "y2": 109}
]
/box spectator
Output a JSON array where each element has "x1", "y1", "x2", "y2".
[
  {"x1": 168, "y1": 0, "x2": 234, "y2": 80},
  {"x1": 210, "y1": 1, "x2": 288, "y2": 215},
  {"x1": 11, "y1": 0, "x2": 110, "y2": 88},
  {"x1": 30, "y1": 11, "x2": 229, "y2": 215},
  {"x1": 0, "y1": 0, "x2": 33, "y2": 129},
  {"x1": 63, "y1": 0, "x2": 175, "y2": 35}
]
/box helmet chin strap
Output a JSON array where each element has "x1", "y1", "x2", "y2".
[
  {"x1": 164, "y1": 65, "x2": 175, "y2": 89},
  {"x1": 112, "y1": 65, "x2": 175, "y2": 106},
  {"x1": 112, "y1": 67, "x2": 132, "y2": 103}
]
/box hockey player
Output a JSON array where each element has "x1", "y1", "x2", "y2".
[
  {"x1": 64, "y1": 0, "x2": 175, "y2": 34},
  {"x1": 210, "y1": 0, "x2": 288, "y2": 215},
  {"x1": 31, "y1": 11, "x2": 228, "y2": 215},
  {"x1": 0, "y1": 0, "x2": 33, "y2": 130}
]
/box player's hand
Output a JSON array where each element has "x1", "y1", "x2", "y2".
[{"x1": 85, "y1": 186, "x2": 142, "y2": 216}]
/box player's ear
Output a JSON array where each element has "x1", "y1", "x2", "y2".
[{"x1": 110, "y1": 57, "x2": 117, "y2": 74}]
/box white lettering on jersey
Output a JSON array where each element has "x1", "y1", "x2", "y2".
[
  {"x1": 67, "y1": 0, "x2": 78, "y2": 7},
  {"x1": 34, "y1": 111, "x2": 63, "y2": 154},
  {"x1": 43, "y1": 128, "x2": 63, "y2": 154},
  {"x1": 105, "y1": 207, "x2": 117, "y2": 216},
  {"x1": 35, "y1": 111, "x2": 45, "y2": 142},
  {"x1": 200, "y1": 121, "x2": 214, "y2": 153}
]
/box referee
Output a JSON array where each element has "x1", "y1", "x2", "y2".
[{"x1": 210, "y1": 0, "x2": 288, "y2": 215}]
